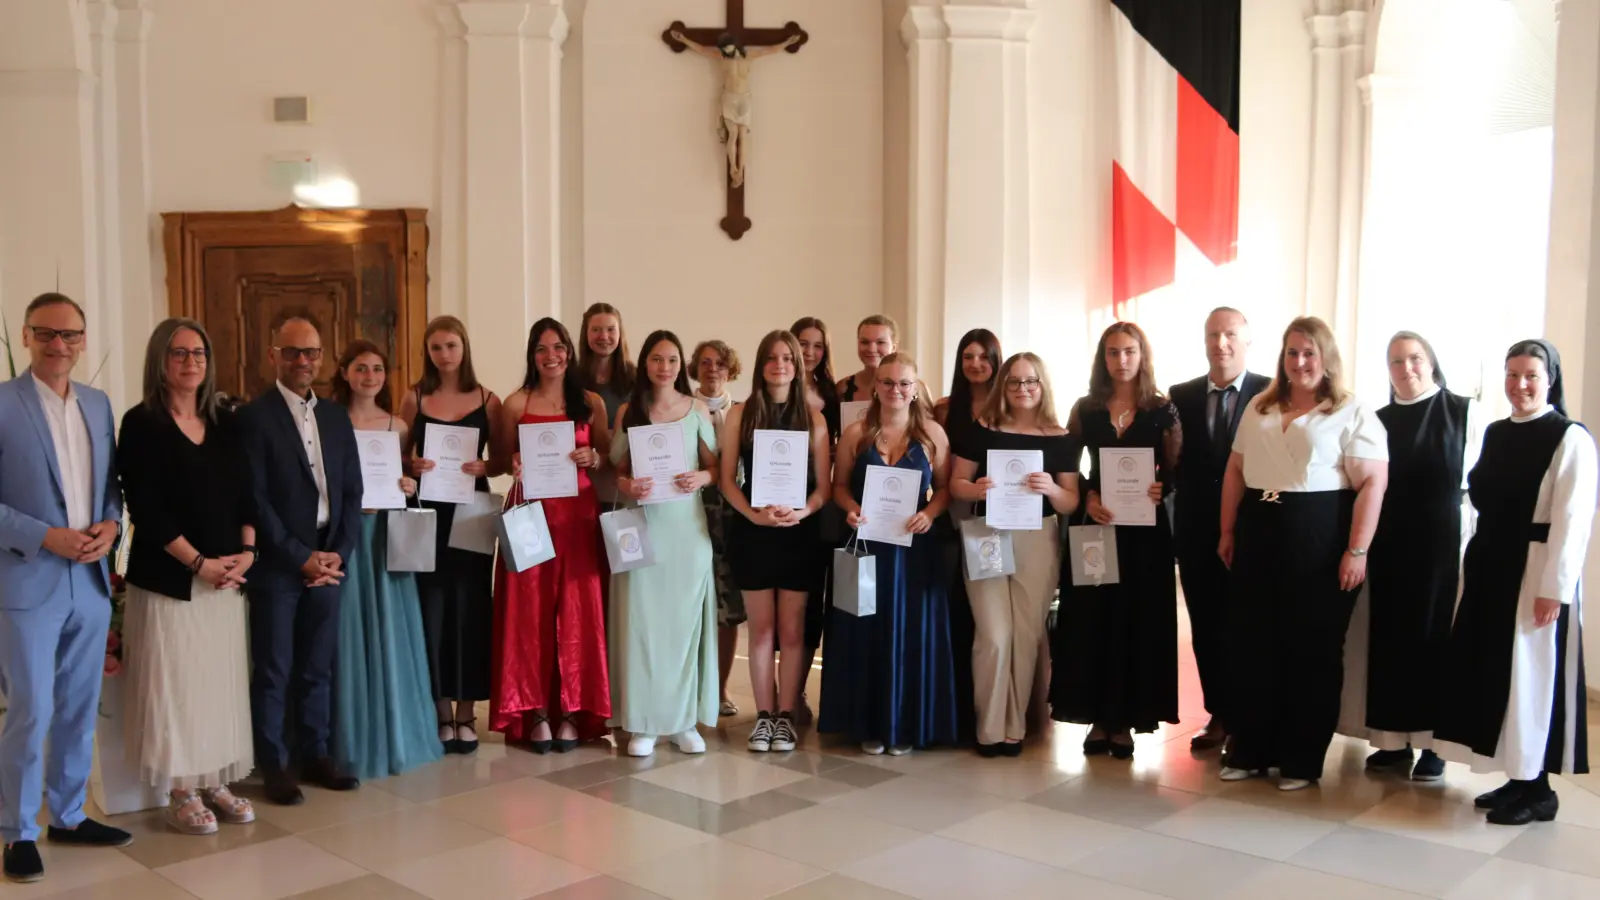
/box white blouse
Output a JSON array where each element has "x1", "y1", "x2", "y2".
[
  {"x1": 1512, "y1": 407, "x2": 1598, "y2": 604},
  {"x1": 1233, "y1": 396, "x2": 1388, "y2": 493}
]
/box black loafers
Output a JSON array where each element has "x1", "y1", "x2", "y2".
[
  {"x1": 3, "y1": 841, "x2": 43, "y2": 883},
  {"x1": 45, "y1": 819, "x2": 133, "y2": 847}
]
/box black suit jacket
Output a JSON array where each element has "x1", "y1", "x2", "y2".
[
  {"x1": 238, "y1": 386, "x2": 362, "y2": 595},
  {"x1": 1168, "y1": 371, "x2": 1271, "y2": 556}
]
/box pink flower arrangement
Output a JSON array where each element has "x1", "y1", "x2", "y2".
[{"x1": 104, "y1": 576, "x2": 127, "y2": 678}]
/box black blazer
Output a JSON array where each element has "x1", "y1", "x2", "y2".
[
  {"x1": 117, "y1": 405, "x2": 255, "y2": 601},
  {"x1": 1168, "y1": 372, "x2": 1270, "y2": 554},
  {"x1": 238, "y1": 386, "x2": 362, "y2": 595}
]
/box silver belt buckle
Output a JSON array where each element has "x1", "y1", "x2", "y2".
[{"x1": 1260, "y1": 490, "x2": 1282, "y2": 504}]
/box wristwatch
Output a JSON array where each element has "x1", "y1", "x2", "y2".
[{"x1": 1347, "y1": 547, "x2": 1367, "y2": 557}]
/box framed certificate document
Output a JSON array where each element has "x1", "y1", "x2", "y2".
[
  {"x1": 750, "y1": 429, "x2": 809, "y2": 509},
  {"x1": 355, "y1": 430, "x2": 407, "y2": 510},
  {"x1": 984, "y1": 449, "x2": 1045, "y2": 530},
  {"x1": 1099, "y1": 447, "x2": 1157, "y2": 527},
  {"x1": 518, "y1": 420, "x2": 579, "y2": 500}
]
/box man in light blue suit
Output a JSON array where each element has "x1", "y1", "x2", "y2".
[{"x1": 0, "y1": 293, "x2": 133, "y2": 884}]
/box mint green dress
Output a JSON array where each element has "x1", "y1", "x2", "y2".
[{"x1": 607, "y1": 409, "x2": 720, "y2": 737}]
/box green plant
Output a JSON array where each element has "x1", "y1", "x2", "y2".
[{"x1": 1, "y1": 308, "x2": 15, "y2": 379}]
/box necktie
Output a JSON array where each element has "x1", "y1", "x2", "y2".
[{"x1": 1211, "y1": 385, "x2": 1235, "y2": 459}]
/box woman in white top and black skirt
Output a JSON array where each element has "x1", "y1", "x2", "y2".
[
  {"x1": 1434, "y1": 339, "x2": 1595, "y2": 825},
  {"x1": 1219, "y1": 316, "x2": 1388, "y2": 791}
]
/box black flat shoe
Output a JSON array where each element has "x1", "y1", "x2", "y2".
[
  {"x1": 1487, "y1": 791, "x2": 1558, "y2": 825},
  {"x1": 45, "y1": 819, "x2": 133, "y2": 848},
  {"x1": 1109, "y1": 740, "x2": 1135, "y2": 760},
  {"x1": 439, "y1": 720, "x2": 460, "y2": 755},
  {"x1": 263, "y1": 769, "x2": 305, "y2": 806},
  {"x1": 3, "y1": 841, "x2": 42, "y2": 883},
  {"x1": 976, "y1": 742, "x2": 1004, "y2": 758},
  {"x1": 1365, "y1": 747, "x2": 1415, "y2": 775},
  {"x1": 454, "y1": 717, "x2": 480, "y2": 755},
  {"x1": 1083, "y1": 737, "x2": 1111, "y2": 756},
  {"x1": 527, "y1": 713, "x2": 553, "y2": 755},
  {"x1": 999, "y1": 742, "x2": 1024, "y2": 758},
  {"x1": 1475, "y1": 781, "x2": 1524, "y2": 810},
  {"x1": 552, "y1": 715, "x2": 579, "y2": 754}
]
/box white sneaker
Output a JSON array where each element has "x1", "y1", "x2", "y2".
[
  {"x1": 1277, "y1": 778, "x2": 1315, "y2": 792},
  {"x1": 673, "y1": 729, "x2": 706, "y2": 754},
  {"x1": 1220, "y1": 766, "x2": 1256, "y2": 782},
  {"x1": 861, "y1": 740, "x2": 886, "y2": 755},
  {"x1": 887, "y1": 745, "x2": 913, "y2": 757},
  {"x1": 627, "y1": 735, "x2": 657, "y2": 757}
]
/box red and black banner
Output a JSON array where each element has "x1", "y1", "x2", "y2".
[{"x1": 1110, "y1": 0, "x2": 1240, "y2": 316}]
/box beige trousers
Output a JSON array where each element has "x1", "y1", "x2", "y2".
[{"x1": 966, "y1": 517, "x2": 1061, "y2": 745}]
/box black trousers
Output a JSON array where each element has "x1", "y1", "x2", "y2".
[
  {"x1": 1177, "y1": 537, "x2": 1231, "y2": 726},
  {"x1": 1227, "y1": 489, "x2": 1357, "y2": 781},
  {"x1": 249, "y1": 580, "x2": 342, "y2": 771}
]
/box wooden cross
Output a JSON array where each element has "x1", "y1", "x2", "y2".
[{"x1": 663, "y1": 1, "x2": 807, "y2": 241}]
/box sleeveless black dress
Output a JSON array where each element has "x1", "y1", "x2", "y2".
[{"x1": 724, "y1": 402, "x2": 822, "y2": 594}]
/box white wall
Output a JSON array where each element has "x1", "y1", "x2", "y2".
[{"x1": 580, "y1": 0, "x2": 883, "y2": 382}]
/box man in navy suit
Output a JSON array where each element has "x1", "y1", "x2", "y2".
[
  {"x1": 1168, "y1": 307, "x2": 1270, "y2": 753},
  {"x1": 0, "y1": 294, "x2": 132, "y2": 883},
  {"x1": 238, "y1": 315, "x2": 363, "y2": 804}
]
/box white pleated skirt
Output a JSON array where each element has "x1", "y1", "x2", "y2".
[{"x1": 121, "y1": 579, "x2": 254, "y2": 789}]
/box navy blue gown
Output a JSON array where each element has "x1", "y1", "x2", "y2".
[{"x1": 819, "y1": 441, "x2": 960, "y2": 748}]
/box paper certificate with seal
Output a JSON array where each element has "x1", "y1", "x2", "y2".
[
  {"x1": 984, "y1": 448, "x2": 1045, "y2": 530},
  {"x1": 860, "y1": 463, "x2": 920, "y2": 548},
  {"x1": 840, "y1": 401, "x2": 871, "y2": 431},
  {"x1": 518, "y1": 420, "x2": 579, "y2": 500},
  {"x1": 750, "y1": 429, "x2": 809, "y2": 509},
  {"x1": 419, "y1": 423, "x2": 480, "y2": 504},
  {"x1": 1099, "y1": 447, "x2": 1157, "y2": 527},
  {"x1": 627, "y1": 422, "x2": 691, "y2": 504},
  {"x1": 355, "y1": 430, "x2": 407, "y2": 510}
]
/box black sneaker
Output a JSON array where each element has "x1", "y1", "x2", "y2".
[
  {"x1": 748, "y1": 712, "x2": 775, "y2": 752},
  {"x1": 1410, "y1": 750, "x2": 1445, "y2": 782},
  {"x1": 1364, "y1": 747, "x2": 1415, "y2": 775},
  {"x1": 45, "y1": 819, "x2": 133, "y2": 848},
  {"x1": 3, "y1": 841, "x2": 43, "y2": 883},
  {"x1": 770, "y1": 713, "x2": 798, "y2": 752}
]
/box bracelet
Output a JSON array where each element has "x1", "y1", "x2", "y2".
[
  {"x1": 189, "y1": 554, "x2": 206, "y2": 574},
  {"x1": 242, "y1": 544, "x2": 258, "y2": 561}
]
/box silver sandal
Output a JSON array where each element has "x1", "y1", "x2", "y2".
[
  {"x1": 202, "y1": 786, "x2": 256, "y2": 825},
  {"x1": 167, "y1": 792, "x2": 219, "y2": 835}
]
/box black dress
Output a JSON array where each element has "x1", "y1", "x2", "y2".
[
  {"x1": 1050, "y1": 401, "x2": 1180, "y2": 733},
  {"x1": 411, "y1": 389, "x2": 495, "y2": 702},
  {"x1": 1363, "y1": 390, "x2": 1470, "y2": 734},
  {"x1": 724, "y1": 403, "x2": 822, "y2": 594}
]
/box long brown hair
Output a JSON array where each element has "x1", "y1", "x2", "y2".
[
  {"x1": 623, "y1": 331, "x2": 695, "y2": 431},
  {"x1": 790, "y1": 316, "x2": 838, "y2": 408},
  {"x1": 141, "y1": 318, "x2": 222, "y2": 422},
  {"x1": 332, "y1": 339, "x2": 394, "y2": 412},
  {"x1": 578, "y1": 302, "x2": 636, "y2": 394},
  {"x1": 862, "y1": 351, "x2": 936, "y2": 460},
  {"x1": 520, "y1": 318, "x2": 591, "y2": 423},
  {"x1": 741, "y1": 330, "x2": 812, "y2": 446},
  {"x1": 1084, "y1": 321, "x2": 1163, "y2": 411},
  {"x1": 416, "y1": 315, "x2": 480, "y2": 395},
  {"x1": 981, "y1": 352, "x2": 1061, "y2": 430},
  {"x1": 1255, "y1": 316, "x2": 1351, "y2": 413}
]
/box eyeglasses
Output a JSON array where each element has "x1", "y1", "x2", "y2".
[
  {"x1": 1005, "y1": 377, "x2": 1042, "y2": 391},
  {"x1": 699, "y1": 359, "x2": 729, "y2": 370},
  {"x1": 275, "y1": 346, "x2": 324, "y2": 362},
  {"x1": 28, "y1": 326, "x2": 85, "y2": 346},
  {"x1": 878, "y1": 379, "x2": 917, "y2": 393},
  {"x1": 167, "y1": 347, "x2": 209, "y2": 363}
]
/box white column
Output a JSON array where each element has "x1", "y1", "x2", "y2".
[
  {"x1": 0, "y1": 0, "x2": 101, "y2": 375},
  {"x1": 85, "y1": 0, "x2": 127, "y2": 409},
  {"x1": 447, "y1": 0, "x2": 567, "y2": 396},
  {"x1": 901, "y1": 0, "x2": 1036, "y2": 392},
  {"x1": 1302, "y1": 1, "x2": 1369, "y2": 356},
  {"x1": 112, "y1": 0, "x2": 156, "y2": 392}
]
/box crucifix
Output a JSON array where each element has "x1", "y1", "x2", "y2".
[{"x1": 663, "y1": 1, "x2": 807, "y2": 241}]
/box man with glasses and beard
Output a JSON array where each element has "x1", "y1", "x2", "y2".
[{"x1": 238, "y1": 315, "x2": 363, "y2": 805}]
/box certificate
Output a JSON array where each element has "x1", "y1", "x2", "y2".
[
  {"x1": 860, "y1": 464, "x2": 920, "y2": 547},
  {"x1": 750, "y1": 429, "x2": 809, "y2": 509},
  {"x1": 419, "y1": 424, "x2": 479, "y2": 504},
  {"x1": 840, "y1": 401, "x2": 871, "y2": 431},
  {"x1": 985, "y1": 449, "x2": 1045, "y2": 530},
  {"x1": 355, "y1": 430, "x2": 407, "y2": 510},
  {"x1": 1099, "y1": 447, "x2": 1157, "y2": 527},
  {"x1": 627, "y1": 422, "x2": 691, "y2": 504},
  {"x1": 519, "y1": 420, "x2": 579, "y2": 500}
]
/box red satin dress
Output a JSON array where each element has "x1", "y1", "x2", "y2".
[{"x1": 491, "y1": 413, "x2": 612, "y2": 742}]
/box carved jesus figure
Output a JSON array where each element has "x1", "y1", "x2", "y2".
[{"x1": 670, "y1": 30, "x2": 800, "y2": 188}]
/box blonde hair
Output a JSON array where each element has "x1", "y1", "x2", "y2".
[
  {"x1": 981, "y1": 352, "x2": 1061, "y2": 430},
  {"x1": 1255, "y1": 316, "x2": 1351, "y2": 413},
  {"x1": 857, "y1": 314, "x2": 899, "y2": 343},
  {"x1": 862, "y1": 351, "x2": 936, "y2": 459}
]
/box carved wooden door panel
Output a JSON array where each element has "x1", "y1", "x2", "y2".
[{"x1": 163, "y1": 206, "x2": 428, "y2": 403}]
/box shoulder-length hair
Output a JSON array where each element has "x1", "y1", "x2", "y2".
[
  {"x1": 790, "y1": 316, "x2": 838, "y2": 408},
  {"x1": 1085, "y1": 322, "x2": 1163, "y2": 411},
  {"x1": 949, "y1": 328, "x2": 1001, "y2": 414},
  {"x1": 862, "y1": 351, "x2": 937, "y2": 460},
  {"x1": 1255, "y1": 316, "x2": 1351, "y2": 413},
  {"x1": 690, "y1": 339, "x2": 742, "y2": 384},
  {"x1": 741, "y1": 330, "x2": 813, "y2": 445},
  {"x1": 142, "y1": 318, "x2": 221, "y2": 422},
  {"x1": 521, "y1": 318, "x2": 592, "y2": 424},
  {"x1": 857, "y1": 313, "x2": 900, "y2": 345},
  {"x1": 982, "y1": 352, "x2": 1061, "y2": 430},
  {"x1": 578, "y1": 302, "x2": 636, "y2": 394},
  {"x1": 622, "y1": 330, "x2": 693, "y2": 430},
  {"x1": 416, "y1": 315, "x2": 480, "y2": 395},
  {"x1": 331, "y1": 339, "x2": 394, "y2": 412}
]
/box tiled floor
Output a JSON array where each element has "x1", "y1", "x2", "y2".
[{"x1": 8, "y1": 628, "x2": 1600, "y2": 900}]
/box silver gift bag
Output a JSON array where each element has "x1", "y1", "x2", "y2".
[
  {"x1": 496, "y1": 500, "x2": 556, "y2": 573},
  {"x1": 832, "y1": 532, "x2": 877, "y2": 616},
  {"x1": 960, "y1": 518, "x2": 1016, "y2": 582},
  {"x1": 600, "y1": 506, "x2": 656, "y2": 573},
  {"x1": 386, "y1": 505, "x2": 437, "y2": 573},
  {"x1": 1067, "y1": 524, "x2": 1121, "y2": 586},
  {"x1": 447, "y1": 491, "x2": 504, "y2": 556}
]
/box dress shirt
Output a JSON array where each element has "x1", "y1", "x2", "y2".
[
  {"x1": 32, "y1": 372, "x2": 93, "y2": 530},
  {"x1": 1233, "y1": 397, "x2": 1388, "y2": 493},
  {"x1": 277, "y1": 380, "x2": 331, "y2": 527},
  {"x1": 1205, "y1": 369, "x2": 1249, "y2": 441}
]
